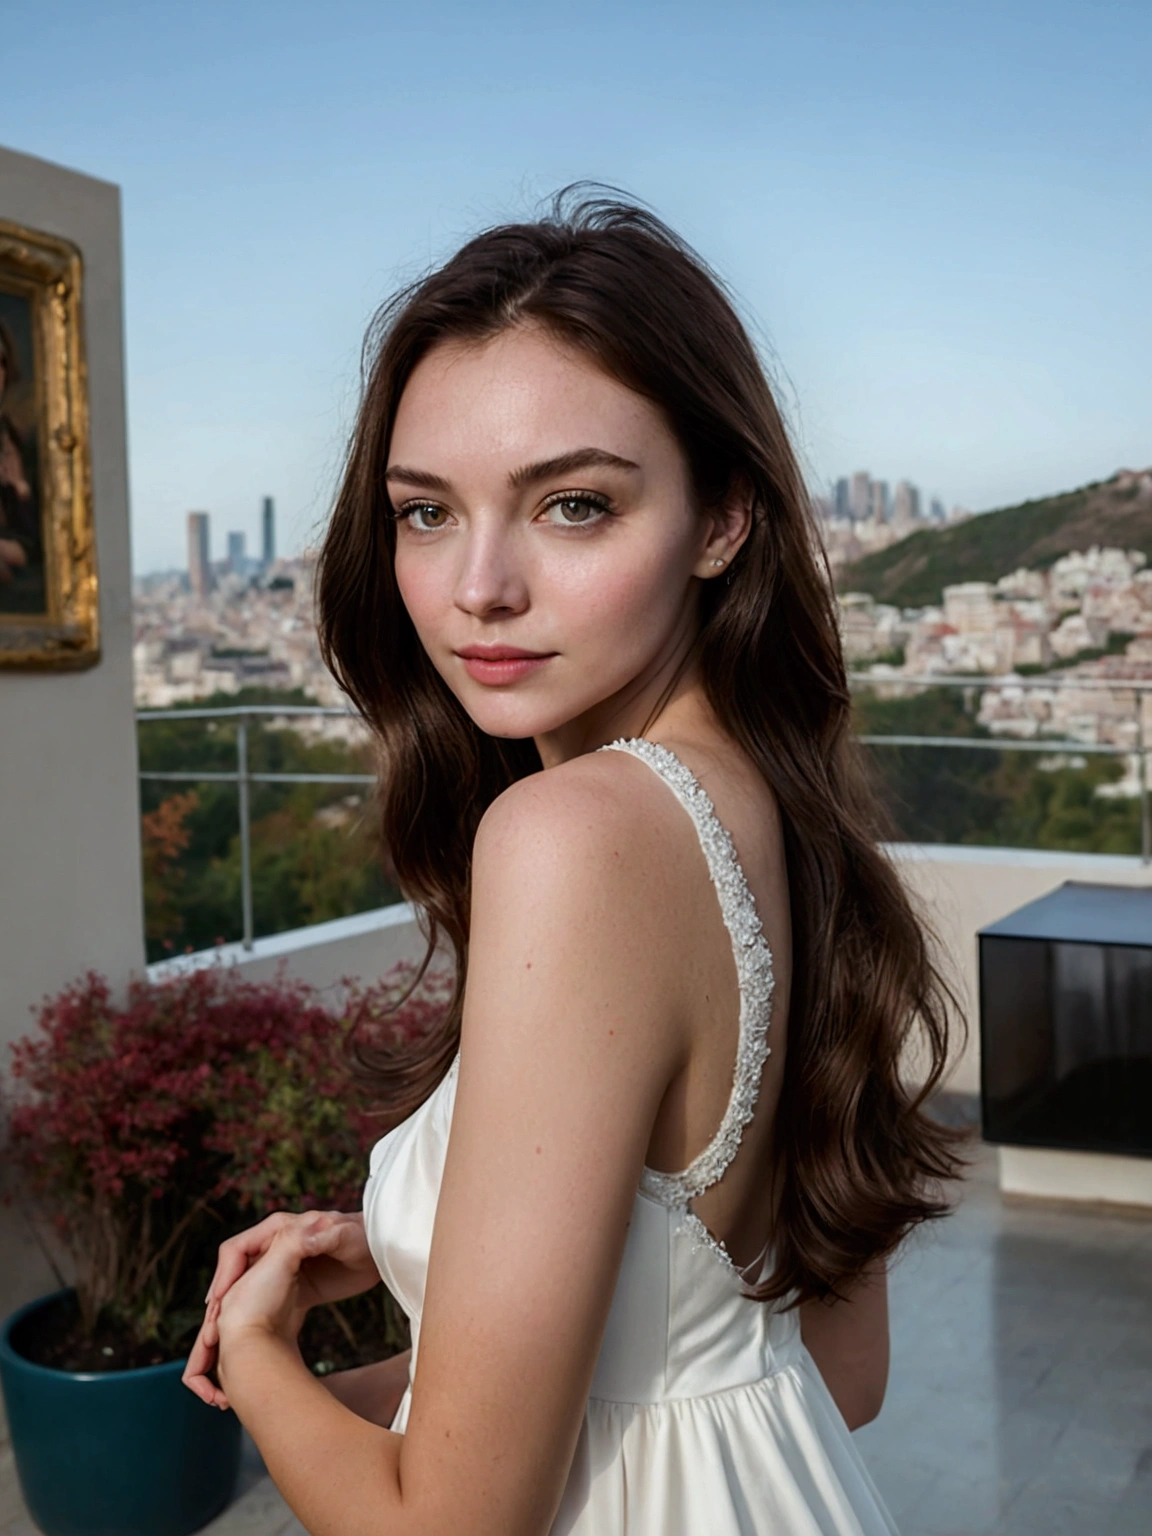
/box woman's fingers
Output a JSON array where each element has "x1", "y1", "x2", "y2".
[
  {"x1": 300, "y1": 1216, "x2": 347, "y2": 1256},
  {"x1": 270, "y1": 1212, "x2": 338, "y2": 1268},
  {"x1": 182, "y1": 1324, "x2": 230, "y2": 1410},
  {"x1": 203, "y1": 1210, "x2": 368, "y2": 1327},
  {"x1": 263, "y1": 1210, "x2": 356, "y2": 1267},
  {"x1": 185, "y1": 1213, "x2": 354, "y2": 1408},
  {"x1": 205, "y1": 1211, "x2": 293, "y2": 1304}
]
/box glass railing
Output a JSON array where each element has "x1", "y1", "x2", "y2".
[
  {"x1": 850, "y1": 671, "x2": 1150, "y2": 864},
  {"x1": 137, "y1": 704, "x2": 377, "y2": 952},
  {"x1": 137, "y1": 676, "x2": 1152, "y2": 953}
]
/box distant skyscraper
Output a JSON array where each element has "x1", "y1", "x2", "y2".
[
  {"x1": 187, "y1": 511, "x2": 213, "y2": 598},
  {"x1": 892, "y1": 481, "x2": 921, "y2": 528},
  {"x1": 834, "y1": 477, "x2": 850, "y2": 521},
  {"x1": 869, "y1": 480, "x2": 890, "y2": 523},
  {"x1": 849, "y1": 471, "x2": 871, "y2": 522},
  {"x1": 929, "y1": 497, "x2": 946, "y2": 524},
  {"x1": 227, "y1": 531, "x2": 246, "y2": 573},
  {"x1": 261, "y1": 496, "x2": 276, "y2": 569}
]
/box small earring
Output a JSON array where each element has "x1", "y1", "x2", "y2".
[{"x1": 711, "y1": 558, "x2": 725, "y2": 568}]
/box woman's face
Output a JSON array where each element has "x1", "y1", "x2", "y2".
[{"x1": 387, "y1": 323, "x2": 736, "y2": 756}]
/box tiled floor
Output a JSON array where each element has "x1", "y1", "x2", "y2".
[
  {"x1": 853, "y1": 1145, "x2": 1152, "y2": 1534},
  {"x1": 3, "y1": 1145, "x2": 1151, "y2": 1535}
]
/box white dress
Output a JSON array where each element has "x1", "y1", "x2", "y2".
[{"x1": 363, "y1": 737, "x2": 899, "y2": 1535}]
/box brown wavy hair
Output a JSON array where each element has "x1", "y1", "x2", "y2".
[{"x1": 317, "y1": 185, "x2": 964, "y2": 1305}]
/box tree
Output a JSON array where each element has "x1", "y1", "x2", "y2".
[
  {"x1": 137, "y1": 690, "x2": 400, "y2": 961},
  {"x1": 853, "y1": 686, "x2": 1140, "y2": 856},
  {"x1": 141, "y1": 790, "x2": 199, "y2": 951}
]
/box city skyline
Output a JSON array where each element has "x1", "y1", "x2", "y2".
[
  {"x1": 172, "y1": 500, "x2": 278, "y2": 586},
  {"x1": 5, "y1": 0, "x2": 1150, "y2": 573},
  {"x1": 823, "y1": 471, "x2": 960, "y2": 528}
]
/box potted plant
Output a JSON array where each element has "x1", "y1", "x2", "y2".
[{"x1": 1, "y1": 960, "x2": 449, "y2": 1536}]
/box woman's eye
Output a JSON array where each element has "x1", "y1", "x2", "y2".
[
  {"x1": 540, "y1": 493, "x2": 612, "y2": 527},
  {"x1": 401, "y1": 502, "x2": 450, "y2": 531}
]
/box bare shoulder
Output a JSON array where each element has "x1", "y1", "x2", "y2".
[
  {"x1": 473, "y1": 746, "x2": 694, "y2": 892},
  {"x1": 466, "y1": 749, "x2": 710, "y2": 1049}
]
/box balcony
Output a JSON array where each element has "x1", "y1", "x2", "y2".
[
  {"x1": 5, "y1": 143, "x2": 1146, "y2": 1536},
  {"x1": 133, "y1": 680, "x2": 1152, "y2": 1531},
  {"x1": 6, "y1": 693, "x2": 1152, "y2": 1531}
]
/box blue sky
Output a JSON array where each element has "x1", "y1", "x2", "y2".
[{"x1": 5, "y1": 0, "x2": 1149, "y2": 572}]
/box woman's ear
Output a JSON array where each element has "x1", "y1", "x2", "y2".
[{"x1": 694, "y1": 474, "x2": 755, "y2": 580}]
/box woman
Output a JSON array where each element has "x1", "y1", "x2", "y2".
[{"x1": 185, "y1": 189, "x2": 960, "y2": 1535}]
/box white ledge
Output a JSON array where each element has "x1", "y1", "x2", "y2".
[
  {"x1": 1000, "y1": 1146, "x2": 1152, "y2": 1209},
  {"x1": 147, "y1": 900, "x2": 421, "y2": 982},
  {"x1": 883, "y1": 841, "x2": 1148, "y2": 872}
]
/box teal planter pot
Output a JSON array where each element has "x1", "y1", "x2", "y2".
[{"x1": 0, "y1": 1291, "x2": 242, "y2": 1536}]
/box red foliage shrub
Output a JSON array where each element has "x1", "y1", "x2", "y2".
[{"x1": 3, "y1": 960, "x2": 452, "y2": 1356}]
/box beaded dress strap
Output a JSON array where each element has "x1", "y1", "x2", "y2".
[{"x1": 596, "y1": 738, "x2": 775, "y2": 1206}]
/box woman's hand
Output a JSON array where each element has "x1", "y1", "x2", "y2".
[{"x1": 183, "y1": 1210, "x2": 379, "y2": 1409}]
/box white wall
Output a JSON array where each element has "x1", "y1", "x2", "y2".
[
  {"x1": 0, "y1": 146, "x2": 142, "y2": 1317},
  {"x1": 0, "y1": 147, "x2": 142, "y2": 1043},
  {"x1": 890, "y1": 843, "x2": 1152, "y2": 1094}
]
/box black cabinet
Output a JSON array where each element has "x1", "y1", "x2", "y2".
[{"x1": 979, "y1": 882, "x2": 1152, "y2": 1158}]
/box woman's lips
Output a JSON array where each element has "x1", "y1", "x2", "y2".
[{"x1": 455, "y1": 648, "x2": 556, "y2": 685}]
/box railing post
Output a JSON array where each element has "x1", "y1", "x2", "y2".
[
  {"x1": 237, "y1": 717, "x2": 254, "y2": 950},
  {"x1": 1140, "y1": 709, "x2": 1151, "y2": 867}
]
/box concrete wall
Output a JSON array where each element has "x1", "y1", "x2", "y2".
[
  {"x1": 890, "y1": 842, "x2": 1152, "y2": 1095},
  {"x1": 0, "y1": 147, "x2": 142, "y2": 1317}
]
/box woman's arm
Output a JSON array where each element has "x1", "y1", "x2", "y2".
[
  {"x1": 799, "y1": 1263, "x2": 889, "y2": 1430},
  {"x1": 323, "y1": 1350, "x2": 412, "y2": 1428},
  {"x1": 215, "y1": 758, "x2": 690, "y2": 1536}
]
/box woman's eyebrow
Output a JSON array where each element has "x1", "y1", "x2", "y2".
[
  {"x1": 507, "y1": 447, "x2": 641, "y2": 488},
  {"x1": 384, "y1": 447, "x2": 640, "y2": 495},
  {"x1": 384, "y1": 464, "x2": 452, "y2": 492}
]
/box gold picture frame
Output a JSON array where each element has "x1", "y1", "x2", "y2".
[{"x1": 0, "y1": 218, "x2": 97, "y2": 669}]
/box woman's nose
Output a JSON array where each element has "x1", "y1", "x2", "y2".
[{"x1": 453, "y1": 528, "x2": 529, "y2": 617}]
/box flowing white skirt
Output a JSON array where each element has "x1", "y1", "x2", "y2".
[{"x1": 551, "y1": 1351, "x2": 899, "y2": 1536}]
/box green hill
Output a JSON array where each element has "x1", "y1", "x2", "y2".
[{"x1": 838, "y1": 470, "x2": 1152, "y2": 608}]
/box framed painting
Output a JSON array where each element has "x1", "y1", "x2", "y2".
[{"x1": 0, "y1": 219, "x2": 97, "y2": 669}]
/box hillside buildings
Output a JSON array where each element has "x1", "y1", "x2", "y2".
[
  {"x1": 841, "y1": 544, "x2": 1152, "y2": 747},
  {"x1": 135, "y1": 547, "x2": 346, "y2": 706},
  {"x1": 142, "y1": 486, "x2": 1152, "y2": 756},
  {"x1": 136, "y1": 497, "x2": 357, "y2": 728}
]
